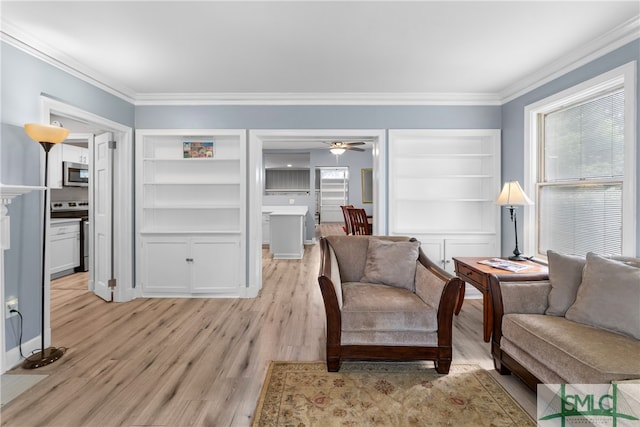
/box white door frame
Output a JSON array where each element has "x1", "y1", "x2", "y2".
[
  {"x1": 248, "y1": 129, "x2": 386, "y2": 293},
  {"x1": 40, "y1": 97, "x2": 134, "y2": 344}
]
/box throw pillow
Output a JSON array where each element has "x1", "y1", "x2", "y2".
[
  {"x1": 565, "y1": 252, "x2": 640, "y2": 339},
  {"x1": 545, "y1": 250, "x2": 586, "y2": 316},
  {"x1": 361, "y1": 238, "x2": 420, "y2": 291}
]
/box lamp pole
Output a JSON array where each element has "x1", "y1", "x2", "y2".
[
  {"x1": 508, "y1": 206, "x2": 525, "y2": 261},
  {"x1": 22, "y1": 124, "x2": 69, "y2": 369}
]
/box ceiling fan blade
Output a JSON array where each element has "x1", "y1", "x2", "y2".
[
  {"x1": 345, "y1": 142, "x2": 365, "y2": 146},
  {"x1": 346, "y1": 147, "x2": 365, "y2": 152}
]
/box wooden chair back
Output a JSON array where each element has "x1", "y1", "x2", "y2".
[
  {"x1": 340, "y1": 205, "x2": 354, "y2": 235},
  {"x1": 347, "y1": 207, "x2": 371, "y2": 235}
]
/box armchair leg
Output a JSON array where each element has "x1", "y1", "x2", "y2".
[
  {"x1": 493, "y1": 356, "x2": 511, "y2": 375},
  {"x1": 326, "y1": 357, "x2": 340, "y2": 372},
  {"x1": 434, "y1": 359, "x2": 451, "y2": 374}
]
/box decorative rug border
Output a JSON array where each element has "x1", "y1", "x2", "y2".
[{"x1": 251, "y1": 361, "x2": 535, "y2": 427}]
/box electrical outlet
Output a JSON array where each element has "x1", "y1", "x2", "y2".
[{"x1": 6, "y1": 298, "x2": 18, "y2": 319}]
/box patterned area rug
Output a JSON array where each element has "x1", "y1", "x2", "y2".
[{"x1": 252, "y1": 361, "x2": 534, "y2": 427}]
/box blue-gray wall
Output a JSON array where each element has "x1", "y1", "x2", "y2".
[
  {"x1": 4, "y1": 34, "x2": 637, "y2": 358},
  {"x1": 501, "y1": 40, "x2": 640, "y2": 256},
  {"x1": 1, "y1": 42, "x2": 135, "y2": 350}
]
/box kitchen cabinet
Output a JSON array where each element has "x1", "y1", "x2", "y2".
[
  {"x1": 262, "y1": 211, "x2": 271, "y2": 244},
  {"x1": 63, "y1": 144, "x2": 89, "y2": 164},
  {"x1": 50, "y1": 218, "x2": 81, "y2": 278},
  {"x1": 388, "y1": 129, "x2": 501, "y2": 277},
  {"x1": 135, "y1": 129, "x2": 246, "y2": 297}
]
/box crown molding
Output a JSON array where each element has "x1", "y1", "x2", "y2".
[
  {"x1": 0, "y1": 19, "x2": 137, "y2": 104},
  {"x1": 133, "y1": 92, "x2": 502, "y2": 106},
  {"x1": 500, "y1": 15, "x2": 640, "y2": 104},
  {"x1": 2, "y1": 14, "x2": 638, "y2": 107}
]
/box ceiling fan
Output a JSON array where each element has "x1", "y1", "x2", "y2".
[{"x1": 326, "y1": 141, "x2": 365, "y2": 155}]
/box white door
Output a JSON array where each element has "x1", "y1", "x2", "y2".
[{"x1": 92, "y1": 132, "x2": 113, "y2": 301}]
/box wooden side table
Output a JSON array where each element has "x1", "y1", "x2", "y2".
[{"x1": 452, "y1": 257, "x2": 548, "y2": 342}]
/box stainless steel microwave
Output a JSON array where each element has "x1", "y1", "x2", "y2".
[{"x1": 63, "y1": 162, "x2": 89, "y2": 187}]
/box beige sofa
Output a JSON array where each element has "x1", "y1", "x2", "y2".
[{"x1": 490, "y1": 251, "x2": 640, "y2": 390}]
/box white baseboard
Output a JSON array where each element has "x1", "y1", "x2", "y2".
[{"x1": 3, "y1": 335, "x2": 40, "y2": 373}]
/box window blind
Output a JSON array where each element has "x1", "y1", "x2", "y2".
[{"x1": 539, "y1": 89, "x2": 624, "y2": 256}]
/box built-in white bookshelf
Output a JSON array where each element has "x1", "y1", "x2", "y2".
[
  {"x1": 388, "y1": 129, "x2": 501, "y2": 274},
  {"x1": 135, "y1": 129, "x2": 246, "y2": 297}
]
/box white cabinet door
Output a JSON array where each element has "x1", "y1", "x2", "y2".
[
  {"x1": 50, "y1": 230, "x2": 79, "y2": 274},
  {"x1": 48, "y1": 144, "x2": 64, "y2": 189},
  {"x1": 63, "y1": 145, "x2": 89, "y2": 164},
  {"x1": 417, "y1": 236, "x2": 497, "y2": 273},
  {"x1": 262, "y1": 213, "x2": 271, "y2": 244},
  {"x1": 141, "y1": 239, "x2": 190, "y2": 293},
  {"x1": 191, "y1": 238, "x2": 240, "y2": 293}
]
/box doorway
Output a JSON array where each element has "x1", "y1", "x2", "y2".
[
  {"x1": 40, "y1": 96, "x2": 134, "y2": 352},
  {"x1": 248, "y1": 129, "x2": 387, "y2": 295}
]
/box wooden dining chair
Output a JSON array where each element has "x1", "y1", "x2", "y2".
[
  {"x1": 340, "y1": 205, "x2": 354, "y2": 235},
  {"x1": 347, "y1": 207, "x2": 371, "y2": 235}
]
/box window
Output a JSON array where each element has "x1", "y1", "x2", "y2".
[{"x1": 524, "y1": 62, "x2": 636, "y2": 258}]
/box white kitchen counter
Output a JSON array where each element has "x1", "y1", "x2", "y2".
[
  {"x1": 262, "y1": 206, "x2": 308, "y2": 216},
  {"x1": 263, "y1": 206, "x2": 308, "y2": 259},
  {"x1": 51, "y1": 218, "x2": 82, "y2": 225}
]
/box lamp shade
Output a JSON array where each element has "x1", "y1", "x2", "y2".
[
  {"x1": 329, "y1": 147, "x2": 346, "y2": 155},
  {"x1": 24, "y1": 123, "x2": 70, "y2": 144},
  {"x1": 496, "y1": 181, "x2": 533, "y2": 206}
]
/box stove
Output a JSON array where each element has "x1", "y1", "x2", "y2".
[
  {"x1": 51, "y1": 200, "x2": 89, "y2": 212},
  {"x1": 51, "y1": 200, "x2": 89, "y2": 272}
]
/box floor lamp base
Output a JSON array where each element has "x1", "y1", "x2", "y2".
[{"x1": 22, "y1": 347, "x2": 65, "y2": 369}]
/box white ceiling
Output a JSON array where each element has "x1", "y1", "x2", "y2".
[{"x1": 2, "y1": 1, "x2": 638, "y2": 105}]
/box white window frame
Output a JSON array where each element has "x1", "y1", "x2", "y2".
[{"x1": 524, "y1": 61, "x2": 637, "y2": 259}]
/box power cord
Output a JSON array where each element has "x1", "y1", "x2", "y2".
[{"x1": 9, "y1": 309, "x2": 25, "y2": 358}]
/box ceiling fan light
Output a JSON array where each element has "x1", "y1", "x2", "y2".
[{"x1": 330, "y1": 147, "x2": 346, "y2": 155}]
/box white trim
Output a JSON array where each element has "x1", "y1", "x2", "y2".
[
  {"x1": 4, "y1": 14, "x2": 636, "y2": 107},
  {"x1": 248, "y1": 129, "x2": 386, "y2": 292},
  {"x1": 3, "y1": 336, "x2": 40, "y2": 373},
  {"x1": 523, "y1": 61, "x2": 637, "y2": 258},
  {"x1": 1, "y1": 20, "x2": 137, "y2": 104},
  {"x1": 40, "y1": 96, "x2": 135, "y2": 308},
  {"x1": 134, "y1": 92, "x2": 501, "y2": 106},
  {"x1": 501, "y1": 16, "x2": 640, "y2": 104}
]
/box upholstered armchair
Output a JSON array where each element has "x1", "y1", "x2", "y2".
[{"x1": 317, "y1": 235, "x2": 463, "y2": 373}]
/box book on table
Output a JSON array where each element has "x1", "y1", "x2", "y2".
[{"x1": 477, "y1": 258, "x2": 532, "y2": 272}]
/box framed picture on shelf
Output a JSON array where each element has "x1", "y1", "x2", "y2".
[{"x1": 183, "y1": 141, "x2": 214, "y2": 158}]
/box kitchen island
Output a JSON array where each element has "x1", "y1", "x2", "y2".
[{"x1": 262, "y1": 206, "x2": 308, "y2": 259}]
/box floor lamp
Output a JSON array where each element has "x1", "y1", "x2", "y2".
[
  {"x1": 23, "y1": 123, "x2": 70, "y2": 369},
  {"x1": 496, "y1": 181, "x2": 533, "y2": 261}
]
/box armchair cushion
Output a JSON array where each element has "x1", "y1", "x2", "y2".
[
  {"x1": 565, "y1": 253, "x2": 640, "y2": 339},
  {"x1": 361, "y1": 238, "x2": 420, "y2": 291},
  {"x1": 545, "y1": 250, "x2": 586, "y2": 316},
  {"x1": 341, "y1": 282, "x2": 438, "y2": 334}
]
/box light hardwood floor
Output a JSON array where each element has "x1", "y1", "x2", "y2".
[{"x1": 1, "y1": 224, "x2": 536, "y2": 426}]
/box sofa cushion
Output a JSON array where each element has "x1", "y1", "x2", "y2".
[
  {"x1": 502, "y1": 314, "x2": 640, "y2": 383},
  {"x1": 341, "y1": 282, "x2": 437, "y2": 333},
  {"x1": 565, "y1": 253, "x2": 640, "y2": 339},
  {"x1": 545, "y1": 250, "x2": 586, "y2": 316},
  {"x1": 361, "y1": 238, "x2": 419, "y2": 291}
]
